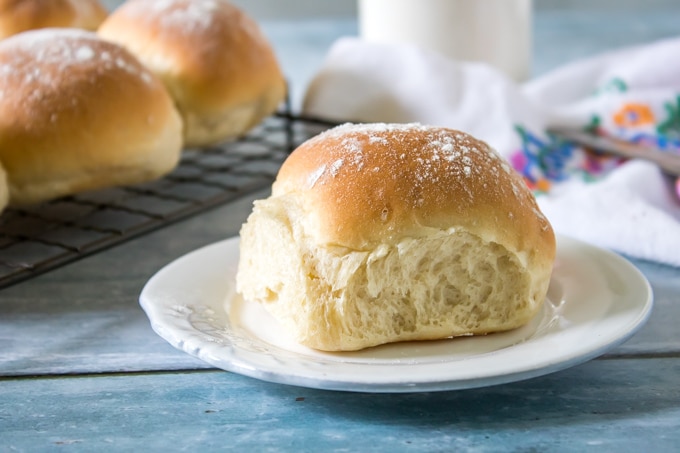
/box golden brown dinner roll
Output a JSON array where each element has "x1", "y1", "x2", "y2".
[
  {"x1": 0, "y1": 29, "x2": 183, "y2": 206},
  {"x1": 98, "y1": 0, "x2": 287, "y2": 147},
  {"x1": 0, "y1": 0, "x2": 108, "y2": 40},
  {"x1": 237, "y1": 123, "x2": 556, "y2": 351}
]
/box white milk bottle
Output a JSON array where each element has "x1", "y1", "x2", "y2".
[{"x1": 358, "y1": 0, "x2": 532, "y2": 82}]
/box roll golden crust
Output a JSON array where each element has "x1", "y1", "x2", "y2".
[
  {"x1": 237, "y1": 123, "x2": 556, "y2": 351},
  {"x1": 0, "y1": 29, "x2": 183, "y2": 206},
  {"x1": 98, "y1": 0, "x2": 286, "y2": 147},
  {"x1": 0, "y1": 0, "x2": 108, "y2": 40},
  {"x1": 274, "y1": 123, "x2": 554, "y2": 254}
]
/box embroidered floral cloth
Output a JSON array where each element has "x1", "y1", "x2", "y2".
[{"x1": 302, "y1": 37, "x2": 680, "y2": 266}]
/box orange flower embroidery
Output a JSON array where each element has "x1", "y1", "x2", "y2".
[{"x1": 613, "y1": 103, "x2": 655, "y2": 127}]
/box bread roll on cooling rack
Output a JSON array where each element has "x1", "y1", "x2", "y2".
[
  {"x1": 0, "y1": 29, "x2": 183, "y2": 206},
  {"x1": 98, "y1": 0, "x2": 287, "y2": 148},
  {"x1": 0, "y1": 0, "x2": 108, "y2": 40},
  {"x1": 236, "y1": 123, "x2": 556, "y2": 352}
]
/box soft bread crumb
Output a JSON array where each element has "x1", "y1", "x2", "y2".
[{"x1": 238, "y1": 195, "x2": 546, "y2": 351}]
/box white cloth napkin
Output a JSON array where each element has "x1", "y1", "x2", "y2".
[{"x1": 302, "y1": 36, "x2": 680, "y2": 267}]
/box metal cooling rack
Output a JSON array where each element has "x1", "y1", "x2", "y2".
[{"x1": 0, "y1": 113, "x2": 334, "y2": 289}]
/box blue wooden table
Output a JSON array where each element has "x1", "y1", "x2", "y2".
[{"x1": 2, "y1": 3, "x2": 680, "y2": 451}]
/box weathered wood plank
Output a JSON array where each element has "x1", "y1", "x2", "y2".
[
  {"x1": 610, "y1": 258, "x2": 680, "y2": 356},
  {"x1": 1, "y1": 358, "x2": 679, "y2": 451}
]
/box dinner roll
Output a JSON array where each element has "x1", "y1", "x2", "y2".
[
  {"x1": 0, "y1": 0, "x2": 108, "y2": 40},
  {"x1": 0, "y1": 29, "x2": 183, "y2": 206},
  {"x1": 237, "y1": 123, "x2": 556, "y2": 351},
  {"x1": 98, "y1": 0, "x2": 287, "y2": 147}
]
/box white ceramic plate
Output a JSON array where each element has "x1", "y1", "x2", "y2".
[{"x1": 140, "y1": 235, "x2": 653, "y2": 393}]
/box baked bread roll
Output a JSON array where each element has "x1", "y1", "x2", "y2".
[
  {"x1": 0, "y1": 29, "x2": 183, "y2": 206},
  {"x1": 0, "y1": 0, "x2": 108, "y2": 40},
  {"x1": 98, "y1": 0, "x2": 287, "y2": 147},
  {"x1": 237, "y1": 123, "x2": 556, "y2": 351}
]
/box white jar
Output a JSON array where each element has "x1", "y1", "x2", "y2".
[{"x1": 358, "y1": 0, "x2": 532, "y2": 82}]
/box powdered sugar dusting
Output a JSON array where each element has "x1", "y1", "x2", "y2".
[
  {"x1": 0, "y1": 29, "x2": 156, "y2": 105},
  {"x1": 307, "y1": 164, "x2": 326, "y2": 189},
  {"x1": 301, "y1": 122, "x2": 535, "y2": 216},
  {"x1": 142, "y1": 0, "x2": 223, "y2": 34},
  {"x1": 329, "y1": 159, "x2": 344, "y2": 177},
  {"x1": 311, "y1": 122, "x2": 489, "y2": 186},
  {"x1": 130, "y1": 0, "x2": 264, "y2": 40},
  {"x1": 75, "y1": 46, "x2": 95, "y2": 61}
]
